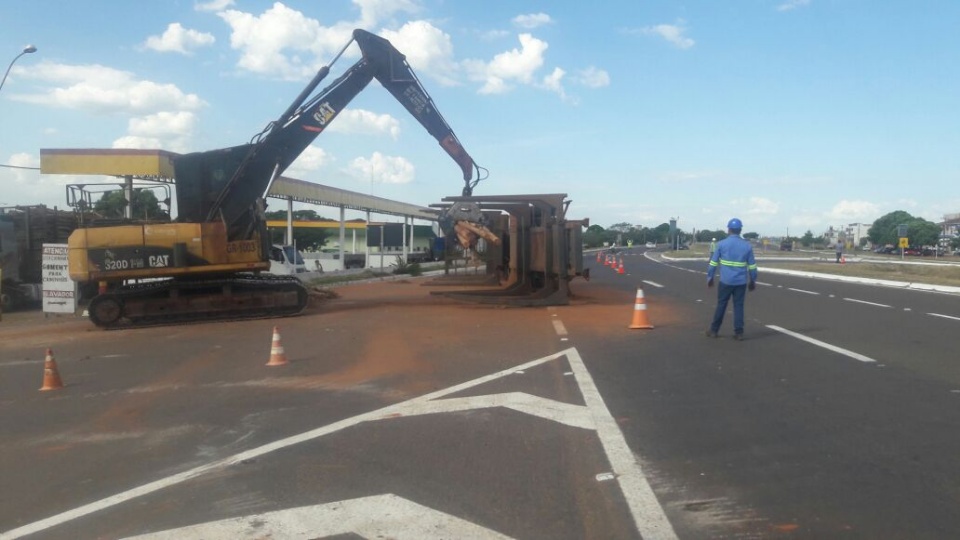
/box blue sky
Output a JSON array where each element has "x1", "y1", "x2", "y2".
[{"x1": 1, "y1": 0, "x2": 958, "y2": 236}]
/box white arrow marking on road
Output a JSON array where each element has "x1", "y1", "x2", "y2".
[
  {"x1": 1, "y1": 348, "x2": 677, "y2": 540},
  {"x1": 121, "y1": 494, "x2": 513, "y2": 539},
  {"x1": 390, "y1": 392, "x2": 596, "y2": 430}
]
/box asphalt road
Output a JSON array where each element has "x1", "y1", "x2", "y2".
[
  {"x1": 574, "y1": 249, "x2": 960, "y2": 539},
  {"x1": 1, "y1": 251, "x2": 959, "y2": 539}
]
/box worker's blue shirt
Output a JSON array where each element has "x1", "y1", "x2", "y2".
[{"x1": 707, "y1": 234, "x2": 758, "y2": 285}]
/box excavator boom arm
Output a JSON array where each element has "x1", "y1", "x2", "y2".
[{"x1": 174, "y1": 29, "x2": 480, "y2": 241}]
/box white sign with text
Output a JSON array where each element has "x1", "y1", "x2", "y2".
[{"x1": 42, "y1": 243, "x2": 76, "y2": 314}]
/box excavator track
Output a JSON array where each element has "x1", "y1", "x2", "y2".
[{"x1": 87, "y1": 274, "x2": 309, "y2": 329}]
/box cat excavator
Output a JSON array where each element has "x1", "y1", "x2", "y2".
[{"x1": 68, "y1": 29, "x2": 487, "y2": 327}]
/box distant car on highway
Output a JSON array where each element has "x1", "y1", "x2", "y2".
[{"x1": 645, "y1": 242, "x2": 656, "y2": 249}]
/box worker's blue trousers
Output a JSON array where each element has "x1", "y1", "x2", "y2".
[{"x1": 710, "y1": 282, "x2": 747, "y2": 335}]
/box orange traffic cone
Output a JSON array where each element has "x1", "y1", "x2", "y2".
[
  {"x1": 39, "y1": 348, "x2": 65, "y2": 391},
  {"x1": 596, "y1": 251, "x2": 601, "y2": 262},
  {"x1": 617, "y1": 258, "x2": 625, "y2": 274},
  {"x1": 841, "y1": 255, "x2": 846, "y2": 264},
  {"x1": 628, "y1": 287, "x2": 654, "y2": 329},
  {"x1": 266, "y1": 326, "x2": 289, "y2": 366}
]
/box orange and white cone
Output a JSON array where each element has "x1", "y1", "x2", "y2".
[
  {"x1": 628, "y1": 287, "x2": 654, "y2": 329},
  {"x1": 617, "y1": 258, "x2": 625, "y2": 275},
  {"x1": 39, "y1": 348, "x2": 65, "y2": 391},
  {"x1": 266, "y1": 326, "x2": 289, "y2": 366},
  {"x1": 596, "y1": 251, "x2": 601, "y2": 263}
]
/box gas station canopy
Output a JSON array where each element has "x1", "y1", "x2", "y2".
[
  {"x1": 39, "y1": 148, "x2": 438, "y2": 221},
  {"x1": 39, "y1": 148, "x2": 178, "y2": 181}
]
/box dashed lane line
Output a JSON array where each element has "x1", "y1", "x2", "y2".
[
  {"x1": 928, "y1": 313, "x2": 960, "y2": 322},
  {"x1": 787, "y1": 287, "x2": 820, "y2": 295},
  {"x1": 843, "y1": 298, "x2": 892, "y2": 308}
]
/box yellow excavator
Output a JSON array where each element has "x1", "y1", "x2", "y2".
[{"x1": 68, "y1": 29, "x2": 487, "y2": 327}]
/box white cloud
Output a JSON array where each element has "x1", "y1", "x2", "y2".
[
  {"x1": 1, "y1": 153, "x2": 78, "y2": 209},
  {"x1": 480, "y1": 29, "x2": 510, "y2": 41},
  {"x1": 216, "y1": 1, "x2": 421, "y2": 81},
  {"x1": 539, "y1": 67, "x2": 569, "y2": 101},
  {"x1": 218, "y1": 3, "x2": 351, "y2": 80},
  {"x1": 195, "y1": 0, "x2": 234, "y2": 12},
  {"x1": 143, "y1": 23, "x2": 215, "y2": 55},
  {"x1": 743, "y1": 196, "x2": 780, "y2": 215},
  {"x1": 12, "y1": 62, "x2": 204, "y2": 115},
  {"x1": 464, "y1": 33, "x2": 548, "y2": 94},
  {"x1": 575, "y1": 66, "x2": 610, "y2": 88},
  {"x1": 354, "y1": 0, "x2": 420, "y2": 28},
  {"x1": 347, "y1": 152, "x2": 414, "y2": 184},
  {"x1": 113, "y1": 111, "x2": 197, "y2": 152},
  {"x1": 512, "y1": 13, "x2": 553, "y2": 29},
  {"x1": 777, "y1": 0, "x2": 811, "y2": 12},
  {"x1": 326, "y1": 109, "x2": 401, "y2": 139},
  {"x1": 641, "y1": 23, "x2": 695, "y2": 49},
  {"x1": 380, "y1": 21, "x2": 459, "y2": 86},
  {"x1": 8, "y1": 62, "x2": 202, "y2": 152},
  {"x1": 827, "y1": 200, "x2": 880, "y2": 223},
  {"x1": 286, "y1": 145, "x2": 331, "y2": 179}
]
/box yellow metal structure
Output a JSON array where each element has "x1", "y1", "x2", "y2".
[{"x1": 40, "y1": 149, "x2": 177, "y2": 180}]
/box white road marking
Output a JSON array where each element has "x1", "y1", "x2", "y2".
[
  {"x1": 564, "y1": 348, "x2": 678, "y2": 540},
  {"x1": 2, "y1": 348, "x2": 675, "y2": 540},
  {"x1": 390, "y1": 392, "x2": 597, "y2": 430},
  {"x1": 787, "y1": 287, "x2": 820, "y2": 295},
  {"x1": 642, "y1": 280, "x2": 664, "y2": 288},
  {"x1": 767, "y1": 325, "x2": 877, "y2": 363},
  {"x1": 121, "y1": 495, "x2": 513, "y2": 539},
  {"x1": 552, "y1": 319, "x2": 569, "y2": 336},
  {"x1": 843, "y1": 298, "x2": 891, "y2": 308},
  {"x1": 929, "y1": 312, "x2": 960, "y2": 322}
]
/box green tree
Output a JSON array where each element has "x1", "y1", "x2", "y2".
[
  {"x1": 908, "y1": 218, "x2": 941, "y2": 247},
  {"x1": 868, "y1": 210, "x2": 914, "y2": 246},
  {"x1": 582, "y1": 224, "x2": 605, "y2": 248},
  {"x1": 94, "y1": 189, "x2": 168, "y2": 220},
  {"x1": 800, "y1": 230, "x2": 815, "y2": 247},
  {"x1": 696, "y1": 229, "x2": 726, "y2": 242},
  {"x1": 743, "y1": 232, "x2": 759, "y2": 240},
  {"x1": 653, "y1": 223, "x2": 671, "y2": 244}
]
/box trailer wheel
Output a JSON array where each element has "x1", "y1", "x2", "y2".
[{"x1": 89, "y1": 294, "x2": 123, "y2": 327}]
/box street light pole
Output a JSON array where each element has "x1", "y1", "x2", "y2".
[{"x1": 0, "y1": 45, "x2": 38, "y2": 94}]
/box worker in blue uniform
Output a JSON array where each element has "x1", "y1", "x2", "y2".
[{"x1": 705, "y1": 218, "x2": 758, "y2": 340}]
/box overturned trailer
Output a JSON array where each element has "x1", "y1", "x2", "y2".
[{"x1": 430, "y1": 193, "x2": 589, "y2": 306}]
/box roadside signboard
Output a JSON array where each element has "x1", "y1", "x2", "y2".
[
  {"x1": 898, "y1": 237, "x2": 909, "y2": 248},
  {"x1": 42, "y1": 244, "x2": 77, "y2": 314}
]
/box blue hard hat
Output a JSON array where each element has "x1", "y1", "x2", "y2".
[{"x1": 727, "y1": 218, "x2": 743, "y2": 230}]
